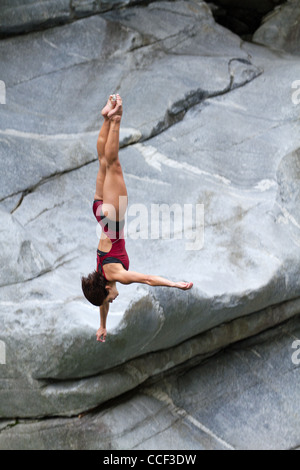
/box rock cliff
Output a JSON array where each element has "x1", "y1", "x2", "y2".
[{"x1": 0, "y1": 0, "x2": 299, "y2": 449}]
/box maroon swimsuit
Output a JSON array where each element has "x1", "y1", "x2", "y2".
[{"x1": 93, "y1": 200, "x2": 129, "y2": 279}]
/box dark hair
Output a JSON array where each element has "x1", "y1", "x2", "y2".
[{"x1": 81, "y1": 270, "x2": 108, "y2": 306}]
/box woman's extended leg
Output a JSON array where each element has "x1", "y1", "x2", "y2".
[
  {"x1": 102, "y1": 95, "x2": 128, "y2": 221},
  {"x1": 94, "y1": 117, "x2": 110, "y2": 201},
  {"x1": 94, "y1": 95, "x2": 118, "y2": 200}
]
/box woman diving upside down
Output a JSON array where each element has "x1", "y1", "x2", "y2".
[{"x1": 81, "y1": 94, "x2": 193, "y2": 343}]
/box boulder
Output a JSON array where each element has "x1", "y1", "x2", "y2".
[
  {"x1": 207, "y1": 0, "x2": 286, "y2": 39},
  {"x1": 0, "y1": 315, "x2": 299, "y2": 449},
  {"x1": 0, "y1": 210, "x2": 49, "y2": 286},
  {"x1": 0, "y1": 0, "x2": 142, "y2": 36},
  {"x1": 253, "y1": 0, "x2": 300, "y2": 55},
  {"x1": 0, "y1": 0, "x2": 299, "y2": 449}
]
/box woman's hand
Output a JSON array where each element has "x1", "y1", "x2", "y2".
[
  {"x1": 96, "y1": 326, "x2": 107, "y2": 343},
  {"x1": 97, "y1": 303, "x2": 109, "y2": 343},
  {"x1": 175, "y1": 281, "x2": 193, "y2": 290}
]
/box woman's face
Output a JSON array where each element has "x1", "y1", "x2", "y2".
[{"x1": 105, "y1": 283, "x2": 119, "y2": 303}]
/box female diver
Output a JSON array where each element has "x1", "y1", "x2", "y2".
[{"x1": 81, "y1": 94, "x2": 193, "y2": 342}]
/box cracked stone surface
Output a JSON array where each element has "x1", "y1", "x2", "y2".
[
  {"x1": 0, "y1": 315, "x2": 299, "y2": 450},
  {"x1": 0, "y1": 0, "x2": 300, "y2": 450},
  {"x1": 0, "y1": 0, "x2": 143, "y2": 37},
  {"x1": 253, "y1": 0, "x2": 300, "y2": 55}
]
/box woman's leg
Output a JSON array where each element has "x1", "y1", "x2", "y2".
[
  {"x1": 94, "y1": 95, "x2": 121, "y2": 201},
  {"x1": 94, "y1": 116, "x2": 111, "y2": 201},
  {"x1": 102, "y1": 95, "x2": 128, "y2": 221}
]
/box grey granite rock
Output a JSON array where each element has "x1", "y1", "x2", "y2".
[
  {"x1": 253, "y1": 0, "x2": 300, "y2": 55},
  {"x1": 0, "y1": 0, "x2": 143, "y2": 36},
  {"x1": 0, "y1": 210, "x2": 50, "y2": 286},
  {"x1": 0, "y1": 0, "x2": 299, "y2": 451},
  {"x1": 0, "y1": 314, "x2": 299, "y2": 450},
  {"x1": 0, "y1": 0, "x2": 70, "y2": 36}
]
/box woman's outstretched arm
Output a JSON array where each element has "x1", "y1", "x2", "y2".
[{"x1": 116, "y1": 271, "x2": 193, "y2": 290}]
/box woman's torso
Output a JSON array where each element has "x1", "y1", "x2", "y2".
[{"x1": 93, "y1": 199, "x2": 129, "y2": 279}]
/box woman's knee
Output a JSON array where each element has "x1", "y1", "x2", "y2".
[{"x1": 106, "y1": 157, "x2": 122, "y2": 170}]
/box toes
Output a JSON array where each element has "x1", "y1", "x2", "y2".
[
  {"x1": 107, "y1": 104, "x2": 122, "y2": 118},
  {"x1": 106, "y1": 93, "x2": 122, "y2": 119}
]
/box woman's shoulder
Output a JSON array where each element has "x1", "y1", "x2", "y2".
[{"x1": 103, "y1": 262, "x2": 127, "y2": 281}]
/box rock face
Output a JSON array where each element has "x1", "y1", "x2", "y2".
[
  {"x1": 253, "y1": 0, "x2": 300, "y2": 55},
  {"x1": 0, "y1": 0, "x2": 141, "y2": 37},
  {"x1": 1, "y1": 316, "x2": 299, "y2": 450},
  {"x1": 209, "y1": 0, "x2": 287, "y2": 39},
  {"x1": 0, "y1": 0, "x2": 300, "y2": 449}
]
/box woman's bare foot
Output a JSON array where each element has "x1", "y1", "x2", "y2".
[
  {"x1": 107, "y1": 94, "x2": 123, "y2": 121},
  {"x1": 101, "y1": 94, "x2": 117, "y2": 118}
]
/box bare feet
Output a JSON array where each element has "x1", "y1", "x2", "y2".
[
  {"x1": 107, "y1": 94, "x2": 123, "y2": 121},
  {"x1": 101, "y1": 94, "x2": 117, "y2": 118}
]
